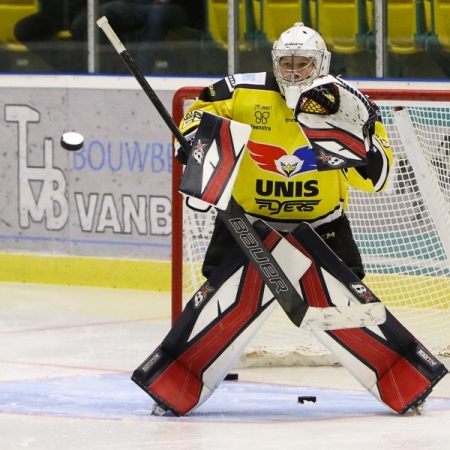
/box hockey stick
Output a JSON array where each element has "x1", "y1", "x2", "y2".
[
  {"x1": 97, "y1": 17, "x2": 386, "y2": 330},
  {"x1": 96, "y1": 17, "x2": 188, "y2": 153}
]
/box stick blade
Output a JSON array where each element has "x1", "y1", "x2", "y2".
[{"x1": 299, "y1": 302, "x2": 386, "y2": 331}]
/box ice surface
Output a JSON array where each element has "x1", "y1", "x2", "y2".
[{"x1": 1, "y1": 282, "x2": 449, "y2": 450}]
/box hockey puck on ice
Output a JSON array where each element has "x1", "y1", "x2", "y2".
[
  {"x1": 61, "y1": 132, "x2": 84, "y2": 151},
  {"x1": 224, "y1": 373, "x2": 239, "y2": 381},
  {"x1": 298, "y1": 396, "x2": 317, "y2": 404}
]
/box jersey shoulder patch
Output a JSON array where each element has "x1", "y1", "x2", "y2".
[
  {"x1": 199, "y1": 73, "x2": 279, "y2": 102},
  {"x1": 227, "y1": 72, "x2": 280, "y2": 92},
  {"x1": 226, "y1": 72, "x2": 268, "y2": 90}
]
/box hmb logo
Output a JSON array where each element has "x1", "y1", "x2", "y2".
[{"x1": 5, "y1": 105, "x2": 68, "y2": 230}]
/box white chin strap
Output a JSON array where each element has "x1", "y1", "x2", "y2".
[{"x1": 283, "y1": 85, "x2": 302, "y2": 109}]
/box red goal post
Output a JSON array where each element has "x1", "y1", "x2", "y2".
[
  {"x1": 171, "y1": 85, "x2": 450, "y2": 366},
  {"x1": 172, "y1": 87, "x2": 204, "y2": 323}
]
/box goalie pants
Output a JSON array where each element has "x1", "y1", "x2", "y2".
[
  {"x1": 132, "y1": 222, "x2": 447, "y2": 416},
  {"x1": 202, "y1": 213, "x2": 365, "y2": 280}
]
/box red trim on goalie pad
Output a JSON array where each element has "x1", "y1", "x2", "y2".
[
  {"x1": 378, "y1": 358, "x2": 431, "y2": 413},
  {"x1": 331, "y1": 329, "x2": 430, "y2": 413},
  {"x1": 298, "y1": 266, "x2": 331, "y2": 308},
  {"x1": 202, "y1": 120, "x2": 236, "y2": 204},
  {"x1": 285, "y1": 234, "x2": 331, "y2": 308},
  {"x1": 265, "y1": 229, "x2": 283, "y2": 250},
  {"x1": 302, "y1": 125, "x2": 366, "y2": 157},
  {"x1": 148, "y1": 359, "x2": 203, "y2": 416}
]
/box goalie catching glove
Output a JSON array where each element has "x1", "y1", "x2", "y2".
[{"x1": 295, "y1": 74, "x2": 380, "y2": 171}]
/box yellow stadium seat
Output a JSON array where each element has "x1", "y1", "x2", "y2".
[
  {"x1": 424, "y1": 0, "x2": 450, "y2": 51},
  {"x1": 423, "y1": 0, "x2": 433, "y2": 32},
  {"x1": 206, "y1": 0, "x2": 250, "y2": 48},
  {"x1": 252, "y1": 1, "x2": 306, "y2": 43},
  {"x1": 364, "y1": 1, "x2": 430, "y2": 54},
  {"x1": 0, "y1": 0, "x2": 39, "y2": 45},
  {"x1": 384, "y1": 0, "x2": 423, "y2": 54},
  {"x1": 0, "y1": 0, "x2": 36, "y2": 4},
  {"x1": 312, "y1": 0, "x2": 367, "y2": 54}
]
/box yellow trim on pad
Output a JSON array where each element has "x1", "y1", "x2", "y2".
[
  {"x1": 365, "y1": 273, "x2": 450, "y2": 309},
  {"x1": 0, "y1": 253, "x2": 171, "y2": 291}
]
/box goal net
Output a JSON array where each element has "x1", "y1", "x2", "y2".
[{"x1": 172, "y1": 86, "x2": 450, "y2": 367}]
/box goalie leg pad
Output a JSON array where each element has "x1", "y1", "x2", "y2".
[
  {"x1": 132, "y1": 223, "x2": 300, "y2": 416},
  {"x1": 287, "y1": 223, "x2": 448, "y2": 414}
]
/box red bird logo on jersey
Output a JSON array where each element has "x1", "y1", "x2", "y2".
[{"x1": 247, "y1": 140, "x2": 316, "y2": 178}]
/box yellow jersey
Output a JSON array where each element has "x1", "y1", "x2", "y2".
[{"x1": 178, "y1": 72, "x2": 393, "y2": 230}]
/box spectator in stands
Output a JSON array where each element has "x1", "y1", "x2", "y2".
[
  {"x1": 15, "y1": 0, "x2": 204, "y2": 74},
  {"x1": 13, "y1": 0, "x2": 88, "y2": 72},
  {"x1": 70, "y1": 0, "x2": 205, "y2": 73}
]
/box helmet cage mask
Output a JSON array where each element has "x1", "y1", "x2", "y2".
[
  {"x1": 272, "y1": 50, "x2": 322, "y2": 88},
  {"x1": 272, "y1": 23, "x2": 331, "y2": 108}
]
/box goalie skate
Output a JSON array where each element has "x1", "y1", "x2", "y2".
[
  {"x1": 412, "y1": 400, "x2": 427, "y2": 416},
  {"x1": 151, "y1": 402, "x2": 170, "y2": 417}
]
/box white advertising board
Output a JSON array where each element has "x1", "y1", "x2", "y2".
[{"x1": 0, "y1": 75, "x2": 217, "y2": 263}]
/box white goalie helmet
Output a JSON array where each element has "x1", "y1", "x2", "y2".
[{"x1": 272, "y1": 22, "x2": 331, "y2": 108}]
